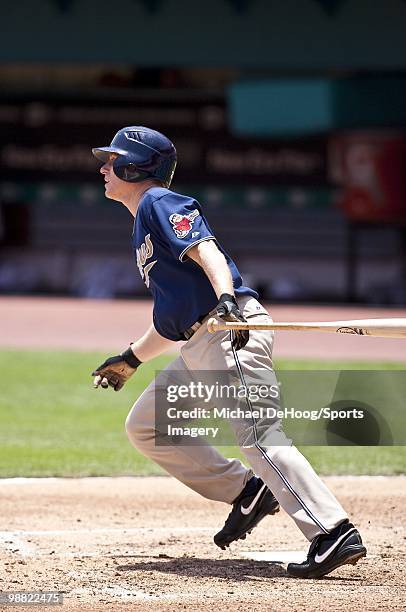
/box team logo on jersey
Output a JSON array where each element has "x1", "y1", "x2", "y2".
[
  {"x1": 169, "y1": 209, "x2": 200, "y2": 239},
  {"x1": 136, "y1": 233, "x2": 157, "y2": 288}
]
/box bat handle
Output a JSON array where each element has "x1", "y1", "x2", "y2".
[{"x1": 207, "y1": 317, "x2": 221, "y2": 333}]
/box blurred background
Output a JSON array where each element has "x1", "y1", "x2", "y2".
[{"x1": 1, "y1": 0, "x2": 406, "y2": 306}]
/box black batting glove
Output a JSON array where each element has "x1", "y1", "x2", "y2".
[
  {"x1": 92, "y1": 346, "x2": 142, "y2": 392},
  {"x1": 216, "y1": 293, "x2": 249, "y2": 351}
]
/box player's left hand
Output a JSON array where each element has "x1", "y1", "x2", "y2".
[
  {"x1": 92, "y1": 347, "x2": 142, "y2": 391},
  {"x1": 216, "y1": 293, "x2": 249, "y2": 351}
]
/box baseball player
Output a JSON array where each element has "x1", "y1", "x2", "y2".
[{"x1": 91, "y1": 126, "x2": 366, "y2": 578}]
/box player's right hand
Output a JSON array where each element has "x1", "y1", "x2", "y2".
[
  {"x1": 92, "y1": 347, "x2": 142, "y2": 392},
  {"x1": 216, "y1": 293, "x2": 249, "y2": 351}
]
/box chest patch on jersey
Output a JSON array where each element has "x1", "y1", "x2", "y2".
[
  {"x1": 136, "y1": 233, "x2": 157, "y2": 288},
  {"x1": 169, "y1": 209, "x2": 200, "y2": 239}
]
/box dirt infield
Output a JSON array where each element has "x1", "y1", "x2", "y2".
[
  {"x1": 0, "y1": 476, "x2": 404, "y2": 611},
  {"x1": 1, "y1": 296, "x2": 406, "y2": 360}
]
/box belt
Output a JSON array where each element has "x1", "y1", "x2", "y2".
[{"x1": 182, "y1": 309, "x2": 214, "y2": 341}]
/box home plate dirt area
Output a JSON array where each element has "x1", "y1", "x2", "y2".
[{"x1": 0, "y1": 476, "x2": 404, "y2": 611}]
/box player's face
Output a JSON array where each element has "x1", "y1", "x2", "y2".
[{"x1": 100, "y1": 154, "x2": 131, "y2": 202}]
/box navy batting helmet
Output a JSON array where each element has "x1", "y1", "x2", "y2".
[{"x1": 92, "y1": 126, "x2": 177, "y2": 188}]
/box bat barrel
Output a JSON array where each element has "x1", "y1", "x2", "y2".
[{"x1": 206, "y1": 317, "x2": 406, "y2": 338}]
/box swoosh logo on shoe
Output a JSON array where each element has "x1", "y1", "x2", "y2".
[
  {"x1": 314, "y1": 527, "x2": 357, "y2": 564},
  {"x1": 240, "y1": 484, "x2": 267, "y2": 515}
]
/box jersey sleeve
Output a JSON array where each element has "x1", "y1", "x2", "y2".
[{"x1": 150, "y1": 194, "x2": 216, "y2": 262}]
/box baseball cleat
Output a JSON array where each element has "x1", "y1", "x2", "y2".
[
  {"x1": 214, "y1": 478, "x2": 280, "y2": 550},
  {"x1": 287, "y1": 519, "x2": 367, "y2": 579}
]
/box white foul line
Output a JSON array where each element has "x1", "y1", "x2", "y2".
[
  {"x1": 0, "y1": 526, "x2": 212, "y2": 537},
  {"x1": 0, "y1": 526, "x2": 213, "y2": 558}
]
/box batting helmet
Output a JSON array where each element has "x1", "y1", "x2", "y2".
[{"x1": 92, "y1": 126, "x2": 177, "y2": 188}]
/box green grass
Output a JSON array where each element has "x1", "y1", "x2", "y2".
[{"x1": 0, "y1": 350, "x2": 405, "y2": 477}]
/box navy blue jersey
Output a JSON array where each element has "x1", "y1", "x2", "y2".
[{"x1": 132, "y1": 187, "x2": 258, "y2": 341}]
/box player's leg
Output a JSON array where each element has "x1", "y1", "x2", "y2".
[
  {"x1": 125, "y1": 355, "x2": 254, "y2": 504},
  {"x1": 227, "y1": 345, "x2": 349, "y2": 542}
]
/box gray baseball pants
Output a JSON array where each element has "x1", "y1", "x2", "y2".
[{"x1": 125, "y1": 296, "x2": 347, "y2": 541}]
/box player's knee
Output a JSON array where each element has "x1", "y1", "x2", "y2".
[
  {"x1": 125, "y1": 412, "x2": 144, "y2": 447},
  {"x1": 265, "y1": 444, "x2": 303, "y2": 471},
  {"x1": 125, "y1": 403, "x2": 154, "y2": 450}
]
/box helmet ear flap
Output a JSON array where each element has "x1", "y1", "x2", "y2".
[
  {"x1": 114, "y1": 161, "x2": 144, "y2": 182},
  {"x1": 122, "y1": 163, "x2": 138, "y2": 181}
]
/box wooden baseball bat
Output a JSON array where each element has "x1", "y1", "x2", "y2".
[{"x1": 206, "y1": 317, "x2": 406, "y2": 338}]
